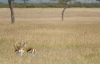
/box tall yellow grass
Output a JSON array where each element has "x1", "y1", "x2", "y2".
[{"x1": 0, "y1": 8, "x2": 100, "y2": 64}]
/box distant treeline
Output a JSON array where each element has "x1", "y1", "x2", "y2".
[{"x1": 0, "y1": 2, "x2": 100, "y2": 8}]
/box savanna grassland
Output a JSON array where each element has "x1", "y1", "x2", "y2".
[{"x1": 0, "y1": 8, "x2": 100, "y2": 64}]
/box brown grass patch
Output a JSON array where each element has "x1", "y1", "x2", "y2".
[{"x1": 0, "y1": 8, "x2": 100, "y2": 64}]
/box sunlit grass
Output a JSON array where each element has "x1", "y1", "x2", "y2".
[{"x1": 0, "y1": 8, "x2": 100, "y2": 64}]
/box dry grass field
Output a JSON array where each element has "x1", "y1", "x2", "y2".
[{"x1": 0, "y1": 8, "x2": 100, "y2": 64}]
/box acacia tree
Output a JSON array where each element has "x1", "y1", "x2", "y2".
[
  {"x1": 8, "y1": 0, "x2": 15, "y2": 23},
  {"x1": 8, "y1": 0, "x2": 30, "y2": 23},
  {"x1": 60, "y1": 0, "x2": 72, "y2": 21}
]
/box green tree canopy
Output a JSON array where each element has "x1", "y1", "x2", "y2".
[
  {"x1": 59, "y1": 0, "x2": 71, "y2": 3},
  {"x1": 96, "y1": 0, "x2": 100, "y2": 3}
]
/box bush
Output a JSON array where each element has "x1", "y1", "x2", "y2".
[{"x1": 0, "y1": 3, "x2": 100, "y2": 8}]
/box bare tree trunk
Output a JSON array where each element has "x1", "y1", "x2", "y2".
[
  {"x1": 8, "y1": 0, "x2": 15, "y2": 23},
  {"x1": 62, "y1": 2, "x2": 67, "y2": 21}
]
